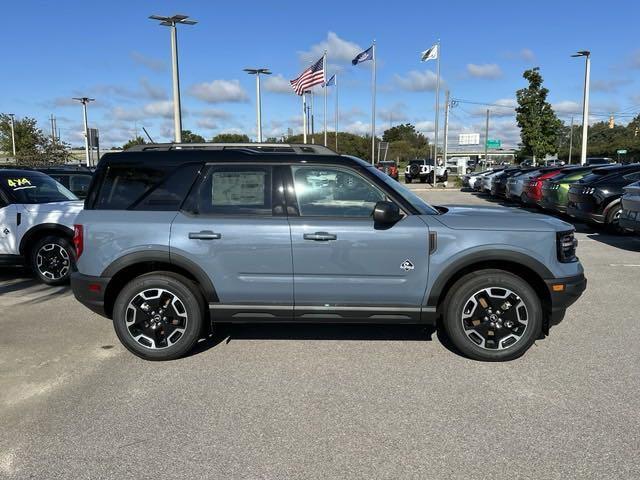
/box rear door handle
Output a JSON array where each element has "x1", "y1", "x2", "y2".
[
  {"x1": 189, "y1": 231, "x2": 222, "y2": 240},
  {"x1": 303, "y1": 232, "x2": 337, "y2": 241}
]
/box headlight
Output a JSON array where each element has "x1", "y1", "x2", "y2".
[{"x1": 557, "y1": 230, "x2": 578, "y2": 263}]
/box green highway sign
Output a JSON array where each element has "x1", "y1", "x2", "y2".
[
  {"x1": 486, "y1": 139, "x2": 501, "y2": 148},
  {"x1": 617, "y1": 149, "x2": 627, "y2": 154}
]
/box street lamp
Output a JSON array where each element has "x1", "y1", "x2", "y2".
[
  {"x1": 72, "y1": 97, "x2": 95, "y2": 167},
  {"x1": 149, "y1": 14, "x2": 197, "y2": 144},
  {"x1": 7, "y1": 113, "x2": 16, "y2": 156},
  {"x1": 571, "y1": 50, "x2": 591, "y2": 165},
  {"x1": 243, "y1": 68, "x2": 271, "y2": 142}
]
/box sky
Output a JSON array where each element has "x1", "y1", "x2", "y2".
[{"x1": 3, "y1": 0, "x2": 640, "y2": 149}]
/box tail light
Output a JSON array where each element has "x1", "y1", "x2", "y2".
[
  {"x1": 557, "y1": 230, "x2": 578, "y2": 263},
  {"x1": 73, "y1": 224, "x2": 84, "y2": 259}
]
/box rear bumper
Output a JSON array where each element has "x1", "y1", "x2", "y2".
[
  {"x1": 566, "y1": 205, "x2": 604, "y2": 223},
  {"x1": 70, "y1": 272, "x2": 110, "y2": 318},
  {"x1": 545, "y1": 273, "x2": 587, "y2": 325}
]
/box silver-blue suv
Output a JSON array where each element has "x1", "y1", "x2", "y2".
[{"x1": 71, "y1": 143, "x2": 586, "y2": 361}]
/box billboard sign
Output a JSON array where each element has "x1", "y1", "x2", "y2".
[{"x1": 459, "y1": 133, "x2": 480, "y2": 145}]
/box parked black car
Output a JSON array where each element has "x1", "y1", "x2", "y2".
[
  {"x1": 39, "y1": 167, "x2": 93, "y2": 199},
  {"x1": 491, "y1": 168, "x2": 531, "y2": 198},
  {"x1": 566, "y1": 163, "x2": 640, "y2": 232}
]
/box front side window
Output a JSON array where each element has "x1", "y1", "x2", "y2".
[
  {"x1": 291, "y1": 166, "x2": 385, "y2": 217},
  {"x1": 185, "y1": 165, "x2": 272, "y2": 215},
  {"x1": 1, "y1": 174, "x2": 77, "y2": 204}
]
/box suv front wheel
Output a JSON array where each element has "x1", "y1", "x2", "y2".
[
  {"x1": 113, "y1": 273, "x2": 204, "y2": 360},
  {"x1": 443, "y1": 269, "x2": 542, "y2": 361},
  {"x1": 30, "y1": 235, "x2": 75, "y2": 285}
]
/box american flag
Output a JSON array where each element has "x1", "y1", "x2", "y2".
[{"x1": 290, "y1": 56, "x2": 325, "y2": 95}]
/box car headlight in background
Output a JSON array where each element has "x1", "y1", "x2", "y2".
[{"x1": 557, "y1": 230, "x2": 578, "y2": 263}]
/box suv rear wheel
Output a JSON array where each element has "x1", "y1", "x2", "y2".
[
  {"x1": 30, "y1": 235, "x2": 74, "y2": 285},
  {"x1": 442, "y1": 269, "x2": 542, "y2": 361},
  {"x1": 112, "y1": 273, "x2": 204, "y2": 360}
]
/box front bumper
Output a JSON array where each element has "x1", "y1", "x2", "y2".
[
  {"x1": 545, "y1": 273, "x2": 587, "y2": 325},
  {"x1": 71, "y1": 272, "x2": 111, "y2": 318}
]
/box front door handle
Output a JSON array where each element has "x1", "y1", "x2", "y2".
[
  {"x1": 189, "y1": 231, "x2": 222, "y2": 240},
  {"x1": 303, "y1": 232, "x2": 337, "y2": 241}
]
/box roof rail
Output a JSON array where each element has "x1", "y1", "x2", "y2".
[{"x1": 125, "y1": 143, "x2": 337, "y2": 155}]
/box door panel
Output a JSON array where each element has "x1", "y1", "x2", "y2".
[
  {"x1": 169, "y1": 164, "x2": 293, "y2": 321},
  {"x1": 0, "y1": 204, "x2": 18, "y2": 255}
]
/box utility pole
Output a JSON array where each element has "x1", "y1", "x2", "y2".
[
  {"x1": 484, "y1": 109, "x2": 490, "y2": 166},
  {"x1": 568, "y1": 116, "x2": 574, "y2": 164},
  {"x1": 8, "y1": 113, "x2": 16, "y2": 156},
  {"x1": 72, "y1": 97, "x2": 94, "y2": 167},
  {"x1": 572, "y1": 50, "x2": 591, "y2": 165},
  {"x1": 149, "y1": 14, "x2": 197, "y2": 143},
  {"x1": 50, "y1": 114, "x2": 56, "y2": 144},
  {"x1": 443, "y1": 90, "x2": 450, "y2": 169},
  {"x1": 244, "y1": 68, "x2": 271, "y2": 142},
  {"x1": 432, "y1": 40, "x2": 441, "y2": 187}
]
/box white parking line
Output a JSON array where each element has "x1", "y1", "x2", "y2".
[{"x1": 609, "y1": 264, "x2": 640, "y2": 267}]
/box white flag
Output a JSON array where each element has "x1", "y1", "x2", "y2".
[{"x1": 421, "y1": 44, "x2": 438, "y2": 62}]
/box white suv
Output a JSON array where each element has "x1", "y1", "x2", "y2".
[
  {"x1": 0, "y1": 169, "x2": 83, "y2": 285},
  {"x1": 404, "y1": 159, "x2": 448, "y2": 184}
]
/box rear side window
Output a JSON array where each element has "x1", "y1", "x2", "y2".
[
  {"x1": 93, "y1": 164, "x2": 200, "y2": 210},
  {"x1": 184, "y1": 165, "x2": 272, "y2": 215},
  {"x1": 69, "y1": 175, "x2": 92, "y2": 198}
]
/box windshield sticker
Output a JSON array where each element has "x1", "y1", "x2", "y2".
[{"x1": 7, "y1": 178, "x2": 34, "y2": 190}]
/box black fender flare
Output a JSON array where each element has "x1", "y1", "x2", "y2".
[
  {"x1": 426, "y1": 249, "x2": 554, "y2": 308},
  {"x1": 102, "y1": 250, "x2": 219, "y2": 302},
  {"x1": 19, "y1": 223, "x2": 74, "y2": 256}
]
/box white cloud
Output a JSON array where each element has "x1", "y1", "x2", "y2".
[
  {"x1": 130, "y1": 51, "x2": 166, "y2": 72},
  {"x1": 344, "y1": 120, "x2": 371, "y2": 136},
  {"x1": 591, "y1": 78, "x2": 631, "y2": 93},
  {"x1": 143, "y1": 100, "x2": 174, "y2": 118},
  {"x1": 467, "y1": 63, "x2": 503, "y2": 79},
  {"x1": 109, "y1": 100, "x2": 181, "y2": 121},
  {"x1": 378, "y1": 102, "x2": 410, "y2": 123},
  {"x1": 469, "y1": 98, "x2": 516, "y2": 117},
  {"x1": 395, "y1": 70, "x2": 438, "y2": 92},
  {"x1": 630, "y1": 49, "x2": 640, "y2": 69},
  {"x1": 299, "y1": 31, "x2": 363, "y2": 65},
  {"x1": 195, "y1": 108, "x2": 233, "y2": 119},
  {"x1": 519, "y1": 48, "x2": 535, "y2": 62},
  {"x1": 263, "y1": 74, "x2": 293, "y2": 94},
  {"x1": 140, "y1": 78, "x2": 167, "y2": 100},
  {"x1": 188, "y1": 79, "x2": 248, "y2": 103},
  {"x1": 552, "y1": 100, "x2": 581, "y2": 114},
  {"x1": 196, "y1": 118, "x2": 219, "y2": 130}
]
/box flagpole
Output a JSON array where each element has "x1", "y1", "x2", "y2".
[
  {"x1": 303, "y1": 92, "x2": 307, "y2": 144},
  {"x1": 323, "y1": 50, "x2": 328, "y2": 147},
  {"x1": 432, "y1": 39, "x2": 441, "y2": 187},
  {"x1": 371, "y1": 40, "x2": 377, "y2": 164},
  {"x1": 335, "y1": 73, "x2": 339, "y2": 151}
]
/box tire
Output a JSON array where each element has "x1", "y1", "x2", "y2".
[
  {"x1": 442, "y1": 269, "x2": 543, "y2": 361},
  {"x1": 440, "y1": 171, "x2": 449, "y2": 182},
  {"x1": 605, "y1": 204, "x2": 624, "y2": 234},
  {"x1": 30, "y1": 235, "x2": 75, "y2": 286},
  {"x1": 112, "y1": 272, "x2": 204, "y2": 360},
  {"x1": 405, "y1": 176, "x2": 412, "y2": 184},
  {"x1": 419, "y1": 177, "x2": 427, "y2": 183}
]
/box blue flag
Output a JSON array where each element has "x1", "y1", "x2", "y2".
[
  {"x1": 324, "y1": 74, "x2": 336, "y2": 87},
  {"x1": 352, "y1": 46, "x2": 373, "y2": 65}
]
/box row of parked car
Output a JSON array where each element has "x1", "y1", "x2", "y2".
[{"x1": 462, "y1": 161, "x2": 640, "y2": 234}]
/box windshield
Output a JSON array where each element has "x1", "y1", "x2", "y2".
[
  {"x1": 368, "y1": 166, "x2": 439, "y2": 215},
  {"x1": 2, "y1": 173, "x2": 78, "y2": 204}
]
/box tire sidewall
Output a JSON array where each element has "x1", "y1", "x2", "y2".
[
  {"x1": 443, "y1": 270, "x2": 542, "y2": 361},
  {"x1": 30, "y1": 235, "x2": 75, "y2": 286},
  {"x1": 112, "y1": 273, "x2": 203, "y2": 361}
]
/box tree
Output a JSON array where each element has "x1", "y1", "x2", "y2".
[
  {"x1": 285, "y1": 132, "x2": 372, "y2": 159},
  {"x1": 122, "y1": 136, "x2": 146, "y2": 150},
  {"x1": 181, "y1": 130, "x2": 205, "y2": 143},
  {"x1": 211, "y1": 133, "x2": 251, "y2": 143},
  {"x1": 382, "y1": 123, "x2": 429, "y2": 164},
  {"x1": 515, "y1": 68, "x2": 562, "y2": 161},
  {"x1": 0, "y1": 114, "x2": 70, "y2": 166}
]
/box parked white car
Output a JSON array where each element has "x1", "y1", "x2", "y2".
[{"x1": 0, "y1": 169, "x2": 83, "y2": 284}]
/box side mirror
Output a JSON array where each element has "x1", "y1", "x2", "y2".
[{"x1": 373, "y1": 201, "x2": 402, "y2": 225}]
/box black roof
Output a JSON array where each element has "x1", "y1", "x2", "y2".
[
  {"x1": 591, "y1": 163, "x2": 640, "y2": 175},
  {"x1": 0, "y1": 169, "x2": 49, "y2": 177}
]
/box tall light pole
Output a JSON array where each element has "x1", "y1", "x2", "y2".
[
  {"x1": 149, "y1": 14, "x2": 197, "y2": 144},
  {"x1": 72, "y1": 97, "x2": 94, "y2": 167},
  {"x1": 244, "y1": 68, "x2": 271, "y2": 142},
  {"x1": 572, "y1": 50, "x2": 591, "y2": 165},
  {"x1": 8, "y1": 113, "x2": 16, "y2": 156}
]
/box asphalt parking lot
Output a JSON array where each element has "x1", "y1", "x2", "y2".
[{"x1": 1, "y1": 189, "x2": 639, "y2": 480}]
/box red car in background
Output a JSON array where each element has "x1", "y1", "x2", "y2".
[
  {"x1": 521, "y1": 168, "x2": 564, "y2": 206},
  {"x1": 376, "y1": 161, "x2": 399, "y2": 181}
]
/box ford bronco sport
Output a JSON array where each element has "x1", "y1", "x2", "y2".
[{"x1": 71, "y1": 143, "x2": 586, "y2": 361}]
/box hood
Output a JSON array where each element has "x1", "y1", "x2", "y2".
[
  {"x1": 21, "y1": 200, "x2": 84, "y2": 214},
  {"x1": 433, "y1": 205, "x2": 573, "y2": 232}
]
